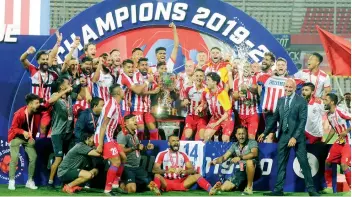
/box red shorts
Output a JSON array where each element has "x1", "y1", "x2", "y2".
[
  {"x1": 95, "y1": 141, "x2": 123, "y2": 160},
  {"x1": 326, "y1": 143, "x2": 351, "y2": 166},
  {"x1": 206, "y1": 117, "x2": 234, "y2": 137},
  {"x1": 132, "y1": 112, "x2": 155, "y2": 125},
  {"x1": 164, "y1": 178, "x2": 187, "y2": 191},
  {"x1": 40, "y1": 109, "x2": 51, "y2": 127},
  {"x1": 305, "y1": 132, "x2": 322, "y2": 144},
  {"x1": 184, "y1": 115, "x2": 207, "y2": 132},
  {"x1": 239, "y1": 113, "x2": 259, "y2": 136}
]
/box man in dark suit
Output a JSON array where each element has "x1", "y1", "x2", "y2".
[{"x1": 258, "y1": 79, "x2": 319, "y2": 196}]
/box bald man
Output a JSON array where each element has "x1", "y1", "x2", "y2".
[{"x1": 258, "y1": 79, "x2": 319, "y2": 196}]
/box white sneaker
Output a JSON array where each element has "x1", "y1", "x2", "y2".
[
  {"x1": 112, "y1": 183, "x2": 119, "y2": 189},
  {"x1": 25, "y1": 180, "x2": 38, "y2": 190},
  {"x1": 8, "y1": 180, "x2": 15, "y2": 190}
]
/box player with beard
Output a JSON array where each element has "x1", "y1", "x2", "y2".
[
  {"x1": 256, "y1": 58, "x2": 303, "y2": 142},
  {"x1": 48, "y1": 78, "x2": 77, "y2": 188},
  {"x1": 181, "y1": 69, "x2": 208, "y2": 141},
  {"x1": 294, "y1": 52, "x2": 331, "y2": 98},
  {"x1": 260, "y1": 52, "x2": 275, "y2": 76},
  {"x1": 95, "y1": 84, "x2": 127, "y2": 195},
  {"x1": 322, "y1": 93, "x2": 351, "y2": 192},
  {"x1": 211, "y1": 126, "x2": 261, "y2": 195},
  {"x1": 196, "y1": 51, "x2": 208, "y2": 70},
  {"x1": 116, "y1": 114, "x2": 155, "y2": 193},
  {"x1": 129, "y1": 58, "x2": 160, "y2": 140},
  {"x1": 110, "y1": 49, "x2": 122, "y2": 78},
  {"x1": 301, "y1": 82, "x2": 325, "y2": 144},
  {"x1": 149, "y1": 135, "x2": 221, "y2": 195},
  {"x1": 92, "y1": 54, "x2": 114, "y2": 102},
  {"x1": 228, "y1": 62, "x2": 259, "y2": 140},
  {"x1": 198, "y1": 72, "x2": 234, "y2": 142},
  {"x1": 20, "y1": 47, "x2": 58, "y2": 138},
  {"x1": 204, "y1": 47, "x2": 229, "y2": 89},
  {"x1": 74, "y1": 57, "x2": 95, "y2": 110},
  {"x1": 154, "y1": 22, "x2": 179, "y2": 73},
  {"x1": 8, "y1": 94, "x2": 42, "y2": 190}
]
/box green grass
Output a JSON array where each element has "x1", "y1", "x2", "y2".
[{"x1": 0, "y1": 185, "x2": 349, "y2": 196}]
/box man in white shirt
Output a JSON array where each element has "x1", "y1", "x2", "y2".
[
  {"x1": 294, "y1": 52, "x2": 331, "y2": 98},
  {"x1": 302, "y1": 82, "x2": 325, "y2": 144}
]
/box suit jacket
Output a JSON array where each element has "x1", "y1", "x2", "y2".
[{"x1": 264, "y1": 93, "x2": 308, "y2": 142}]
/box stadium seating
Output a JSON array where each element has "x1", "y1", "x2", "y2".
[{"x1": 301, "y1": 7, "x2": 351, "y2": 34}]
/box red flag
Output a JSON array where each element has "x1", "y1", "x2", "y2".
[{"x1": 316, "y1": 25, "x2": 351, "y2": 76}]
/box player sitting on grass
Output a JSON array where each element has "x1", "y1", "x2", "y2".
[
  {"x1": 148, "y1": 135, "x2": 221, "y2": 195},
  {"x1": 211, "y1": 126, "x2": 261, "y2": 195}
]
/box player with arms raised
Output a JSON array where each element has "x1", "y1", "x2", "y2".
[{"x1": 148, "y1": 135, "x2": 221, "y2": 195}]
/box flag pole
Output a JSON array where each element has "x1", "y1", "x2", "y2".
[{"x1": 333, "y1": 76, "x2": 348, "y2": 112}]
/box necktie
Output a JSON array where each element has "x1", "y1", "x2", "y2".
[{"x1": 282, "y1": 96, "x2": 291, "y2": 132}]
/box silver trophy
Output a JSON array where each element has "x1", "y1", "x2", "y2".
[{"x1": 156, "y1": 72, "x2": 177, "y2": 116}]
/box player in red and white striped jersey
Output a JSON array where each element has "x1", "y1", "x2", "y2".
[
  {"x1": 92, "y1": 57, "x2": 114, "y2": 103},
  {"x1": 74, "y1": 57, "x2": 96, "y2": 111},
  {"x1": 117, "y1": 59, "x2": 148, "y2": 115},
  {"x1": 200, "y1": 72, "x2": 234, "y2": 142},
  {"x1": 94, "y1": 84, "x2": 127, "y2": 195},
  {"x1": 177, "y1": 60, "x2": 195, "y2": 99},
  {"x1": 294, "y1": 52, "x2": 331, "y2": 98},
  {"x1": 20, "y1": 47, "x2": 58, "y2": 137},
  {"x1": 229, "y1": 62, "x2": 259, "y2": 139},
  {"x1": 323, "y1": 93, "x2": 351, "y2": 190},
  {"x1": 256, "y1": 58, "x2": 303, "y2": 142},
  {"x1": 181, "y1": 69, "x2": 208, "y2": 141},
  {"x1": 131, "y1": 58, "x2": 160, "y2": 140},
  {"x1": 301, "y1": 83, "x2": 325, "y2": 144},
  {"x1": 148, "y1": 135, "x2": 220, "y2": 195}
]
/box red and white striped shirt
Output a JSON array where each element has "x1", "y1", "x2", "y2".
[
  {"x1": 177, "y1": 72, "x2": 193, "y2": 99},
  {"x1": 202, "y1": 89, "x2": 232, "y2": 119},
  {"x1": 306, "y1": 97, "x2": 325, "y2": 137},
  {"x1": 294, "y1": 69, "x2": 330, "y2": 98},
  {"x1": 117, "y1": 72, "x2": 133, "y2": 112},
  {"x1": 75, "y1": 73, "x2": 93, "y2": 110},
  {"x1": 130, "y1": 72, "x2": 148, "y2": 112},
  {"x1": 233, "y1": 76, "x2": 258, "y2": 115},
  {"x1": 257, "y1": 74, "x2": 287, "y2": 113},
  {"x1": 184, "y1": 85, "x2": 206, "y2": 115},
  {"x1": 28, "y1": 64, "x2": 57, "y2": 101},
  {"x1": 155, "y1": 149, "x2": 190, "y2": 180},
  {"x1": 94, "y1": 98, "x2": 121, "y2": 143},
  {"x1": 92, "y1": 70, "x2": 114, "y2": 102},
  {"x1": 327, "y1": 107, "x2": 351, "y2": 144}
]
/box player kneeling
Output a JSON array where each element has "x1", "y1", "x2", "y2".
[
  {"x1": 58, "y1": 133, "x2": 100, "y2": 194},
  {"x1": 149, "y1": 135, "x2": 221, "y2": 195},
  {"x1": 211, "y1": 126, "x2": 261, "y2": 195}
]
